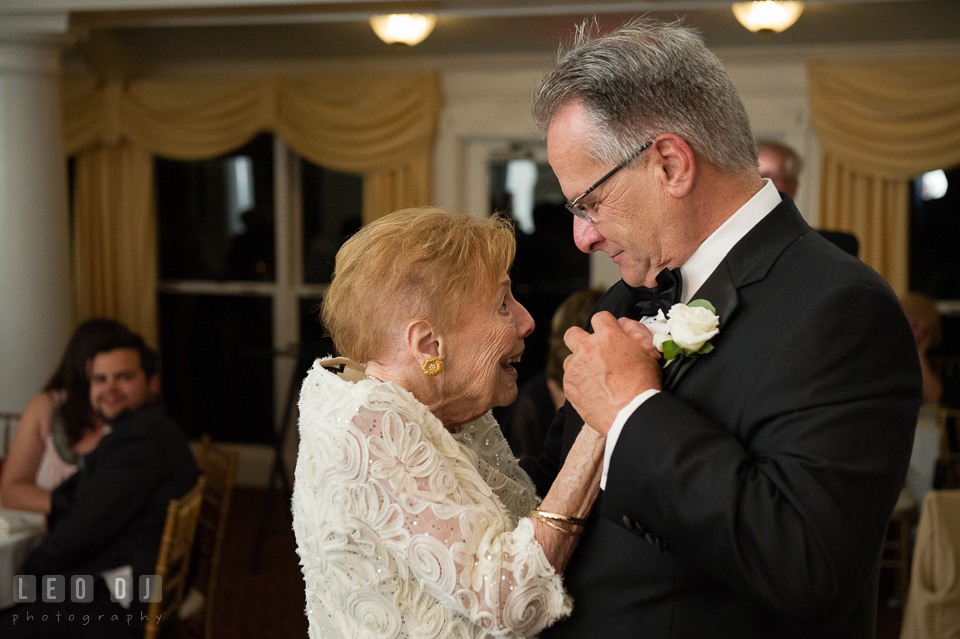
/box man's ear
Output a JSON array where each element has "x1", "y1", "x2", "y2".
[
  {"x1": 149, "y1": 374, "x2": 161, "y2": 396},
  {"x1": 651, "y1": 133, "x2": 696, "y2": 198},
  {"x1": 405, "y1": 320, "x2": 443, "y2": 365}
]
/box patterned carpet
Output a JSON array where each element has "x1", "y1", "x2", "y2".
[{"x1": 201, "y1": 487, "x2": 905, "y2": 639}]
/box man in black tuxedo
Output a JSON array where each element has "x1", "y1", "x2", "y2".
[
  {"x1": 522, "y1": 18, "x2": 922, "y2": 638},
  {"x1": 4, "y1": 331, "x2": 197, "y2": 638}
]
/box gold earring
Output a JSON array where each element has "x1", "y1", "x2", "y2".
[{"x1": 422, "y1": 358, "x2": 443, "y2": 376}]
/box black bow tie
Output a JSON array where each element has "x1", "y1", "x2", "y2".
[{"x1": 627, "y1": 267, "x2": 682, "y2": 319}]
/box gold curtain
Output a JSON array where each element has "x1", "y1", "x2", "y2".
[
  {"x1": 63, "y1": 74, "x2": 443, "y2": 345},
  {"x1": 808, "y1": 60, "x2": 960, "y2": 296},
  {"x1": 72, "y1": 142, "x2": 157, "y2": 345}
]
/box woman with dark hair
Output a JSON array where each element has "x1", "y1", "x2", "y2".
[{"x1": 1, "y1": 318, "x2": 133, "y2": 513}]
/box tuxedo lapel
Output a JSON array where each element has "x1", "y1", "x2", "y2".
[
  {"x1": 664, "y1": 197, "x2": 808, "y2": 391},
  {"x1": 560, "y1": 198, "x2": 809, "y2": 444},
  {"x1": 664, "y1": 260, "x2": 738, "y2": 390}
]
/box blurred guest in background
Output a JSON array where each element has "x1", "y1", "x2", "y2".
[
  {"x1": 757, "y1": 138, "x2": 860, "y2": 258},
  {"x1": 1, "y1": 318, "x2": 132, "y2": 513},
  {"x1": 3, "y1": 329, "x2": 198, "y2": 638},
  {"x1": 503, "y1": 288, "x2": 603, "y2": 458},
  {"x1": 757, "y1": 139, "x2": 802, "y2": 199},
  {"x1": 901, "y1": 292, "x2": 944, "y2": 405}
]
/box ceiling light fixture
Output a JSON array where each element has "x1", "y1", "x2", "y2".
[
  {"x1": 732, "y1": 1, "x2": 804, "y2": 33},
  {"x1": 369, "y1": 14, "x2": 437, "y2": 46}
]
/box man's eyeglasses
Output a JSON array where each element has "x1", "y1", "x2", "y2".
[{"x1": 565, "y1": 140, "x2": 654, "y2": 223}]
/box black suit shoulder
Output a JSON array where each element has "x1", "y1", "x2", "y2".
[
  {"x1": 31, "y1": 404, "x2": 198, "y2": 578},
  {"x1": 547, "y1": 198, "x2": 922, "y2": 638}
]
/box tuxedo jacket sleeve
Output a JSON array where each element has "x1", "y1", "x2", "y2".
[
  {"x1": 525, "y1": 199, "x2": 922, "y2": 637},
  {"x1": 26, "y1": 404, "x2": 198, "y2": 578}
]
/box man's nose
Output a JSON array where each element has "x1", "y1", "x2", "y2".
[{"x1": 573, "y1": 216, "x2": 603, "y2": 253}]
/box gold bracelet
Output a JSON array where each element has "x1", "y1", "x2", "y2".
[
  {"x1": 530, "y1": 509, "x2": 588, "y2": 527},
  {"x1": 531, "y1": 514, "x2": 583, "y2": 536}
]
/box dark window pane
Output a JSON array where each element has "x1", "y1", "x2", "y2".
[
  {"x1": 299, "y1": 297, "x2": 335, "y2": 361},
  {"x1": 159, "y1": 293, "x2": 274, "y2": 444},
  {"x1": 301, "y1": 160, "x2": 363, "y2": 284},
  {"x1": 156, "y1": 134, "x2": 275, "y2": 281},
  {"x1": 489, "y1": 159, "x2": 590, "y2": 391},
  {"x1": 910, "y1": 164, "x2": 960, "y2": 298}
]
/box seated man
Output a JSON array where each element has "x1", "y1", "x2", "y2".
[{"x1": 2, "y1": 330, "x2": 198, "y2": 638}]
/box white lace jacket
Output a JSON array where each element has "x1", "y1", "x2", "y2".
[{"x1": 292, "y1": 359, "x2": 572, "y2": 639}]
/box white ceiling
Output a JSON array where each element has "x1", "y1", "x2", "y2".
[{"x1": 39, "y1": 0, "x2": 960, "y2": 75}]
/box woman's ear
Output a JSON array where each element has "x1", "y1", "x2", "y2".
[
  {"x1": 651, "y1": 133, "x2": 695, "y2": 198},
  {"x1": 406, "y1": 320, "x2": 442, "y2": 364}
]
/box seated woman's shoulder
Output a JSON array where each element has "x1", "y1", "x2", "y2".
[{"x1": 19, "y1": 391, "x2": 58, "y2": 436}]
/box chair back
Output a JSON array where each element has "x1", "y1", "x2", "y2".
[
  {"x1": 900, "y1": 490, "x2": 960, "y2": 638},
  {"x1": 0, "y1": 412, "x2": 20, "y2": 459},
  {"x1": 179, "y1": 434, "x2": 239, "y2": 639},
  {"x1": 146, "y1": 476, "x2": 206, "y2": 639},
  {"x1": 936, "y1": 408, "x2": 960, "y2": 488}
]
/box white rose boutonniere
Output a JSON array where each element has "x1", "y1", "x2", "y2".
[{"x1": 658, "y1": 300, "x2": 719, "y2": 367}]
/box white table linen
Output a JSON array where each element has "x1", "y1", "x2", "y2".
[{"x1": 0, "y1": 507, "x2": 45, "y2": 611}]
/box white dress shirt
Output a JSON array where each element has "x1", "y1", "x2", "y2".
[{"x1": 600, "y1": 179, "x2": 782, "y2": 489}]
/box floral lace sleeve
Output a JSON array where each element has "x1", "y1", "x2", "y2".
[{"x1": 293, "y1": 365, "x2": 571, "y2": 639}]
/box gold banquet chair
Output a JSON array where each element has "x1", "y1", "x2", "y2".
[
  {"x1": 179, "y1": 435, "x2": 240, "y2": 639},
  {"x1": 882, "y1": 497, "x2": 917, "y2": 606},
  {"x1": 936, "y1": 408, "x2": 960, "y2": 489},
  {"x1": 146, "y1": 476, "x2": 206, "y2": 639}
]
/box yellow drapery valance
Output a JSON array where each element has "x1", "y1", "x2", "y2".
[
  {"x1": 808, "y1": 60, "x2": 960, "y2": 295},
  {"x1": 63, "y1": 73, "x2": 442, "y2": 345}
]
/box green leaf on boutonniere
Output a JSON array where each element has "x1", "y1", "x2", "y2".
[
  {"x1": 687, "y1": 299, "x2": 716, "y2": 314},
  {"x1": 661, "y1": 340, "x2": 680, "y2": 368},
  {"x1": 698, "y1": 342, "x2": 715, "y2": 355}
]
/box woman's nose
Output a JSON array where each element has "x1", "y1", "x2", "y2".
[{"x1": 515, "y1": 302, "x2": 535, "y2": 338}]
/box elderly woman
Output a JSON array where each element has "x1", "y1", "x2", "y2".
[{"x1": 292, "y1": 207, "x2": 605, "y2": 639}]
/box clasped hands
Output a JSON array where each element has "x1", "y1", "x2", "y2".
[{"x1": 563, "y1": 312, "x2": 662, "y2": 437}]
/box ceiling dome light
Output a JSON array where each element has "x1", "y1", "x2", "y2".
[
  {"x1": 920, "y1": 169, "x2": 948, "y2": 201},
  {"x1": 370, "y1": 14, "x2": 437, "y2": 46},
  {"x1": 732, "y1": 1, "x2": 804, "y2": 33}
]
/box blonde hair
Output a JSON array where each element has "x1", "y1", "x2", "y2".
[{"x1": 321, "y1": 207, "x2": 516, "y2": 362}]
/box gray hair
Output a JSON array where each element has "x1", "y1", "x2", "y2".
[{"x1": 532, "y1": 17, "x2": 758, "y2": 175}]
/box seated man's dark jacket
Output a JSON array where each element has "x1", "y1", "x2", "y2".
[
  {"x1": 24, "y1": 402, "x2": 198, "y2": 581},
  {"x1": 521, "y1": 198, "x2": 922, "y2": 638}
]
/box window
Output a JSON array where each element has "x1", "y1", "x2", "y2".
[
  {"x1": 909, "y1": 163, "x2": 960, "y2": 401},
  {"x1": 910, "y1": 164, "x2": 960, "y2": 299},
  {"x1": 156, "y1": 134, "x2": 361, "y2": 443}
]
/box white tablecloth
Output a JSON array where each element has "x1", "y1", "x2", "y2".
[
  {"x1": 904, "y1": 405, "x2": 941, "y2": 511},
  {"x1": 0, "y1": 508, "x2": 45, "y2": 611}
]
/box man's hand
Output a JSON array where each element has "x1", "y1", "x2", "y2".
[{"x1": 563, "y1": 312, "x2": 662, "y2": 436}]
